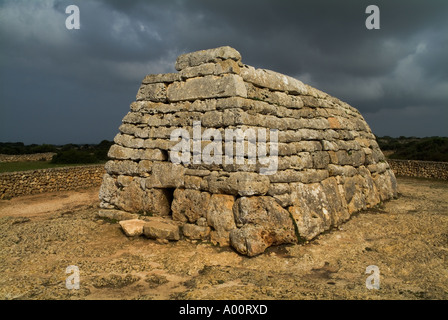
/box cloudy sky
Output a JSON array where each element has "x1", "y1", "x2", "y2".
[{"x1": 1, "y1": 0, "x2": 447, "y2": 144}]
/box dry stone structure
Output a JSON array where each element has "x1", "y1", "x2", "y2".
[{"x1": 99, "y1": 46, "x2": 398, "y2": 256}]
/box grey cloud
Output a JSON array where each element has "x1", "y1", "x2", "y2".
[{"x1": 0, "y1": 0, "x2": 447, "y2": 144}]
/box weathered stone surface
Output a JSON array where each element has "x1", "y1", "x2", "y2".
[
  {"x1": 343, "y1": 175, "x2": 367, "y2": 214},
  {"x1": 180, "y1": 60, "x2": 241, "y2": 79},
  {"x1": 175, "y1": 46, "x2": 242, "y2": 71},
  {"x1": 136, "y1": 83, "x2": 167, "y2": 102},
  {"x1": 142, "y1": 188, "x2": 172, "y2": 216},
  {"x1": 105, "y1": 160, "x2": 139, "y2": 176},
  {"x1": 206, "y1": 171, "x2": 270, "y2": 196},
  {"x1": 206, "y1": 194, "x2": 236, "y2": 246},
  {"x1": 167, "y1": 74, "x2": 247, "y2": 102},
  {"x1": 373, "y1": 169, "x2": 398, "y2": 201},
  {"x1": 119, "y1": 219, "x2": 146, "y2": 237},
  {"x1": 182, "y1": 223, "x2": 210, "y2": 240},
  {"x1": 108, "y1": 145, "x2": 167, "y2": 161},
  {"x1": 241, "y1": 65, "x2": 308, "y2": 95},
  {"x1": 98, "y1": 174, "x2": 118, "y2": 204},
  {"x1": 142, "y1": 73, "x2": 180, "y2": 84},
  {"x1": 97, "y1": 209, "x2": 139, "y2": 221},
  {"x1": 289, "y1": 182, "x2": 332, "y2": 240},
  {"x1": 320, "y1": 177, "x2": 350, "y2": 226},
  {"x1": 143, "y1": 217, "x2": 180, "y2": 241},
  {"x1": 230, "y1": 196, "x2": 297, "y2": 256},
  {"x1": 144, "y1": 162, "x2": 185, "y2": 188},
  {"x1": 171, "y1": 189, "x2": 211, "y2": 223}
]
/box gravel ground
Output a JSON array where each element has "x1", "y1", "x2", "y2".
[{"x1": 0, "y1": 177, "x2": 447, "y2": 300}]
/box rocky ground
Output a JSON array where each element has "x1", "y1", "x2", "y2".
[{"x1": 0, "y1": 177, "x2": 447, "y2": 300}]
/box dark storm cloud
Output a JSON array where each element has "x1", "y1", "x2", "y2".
[{"x1": 0, "y1": 0, "x2": 447, "y2": 144}]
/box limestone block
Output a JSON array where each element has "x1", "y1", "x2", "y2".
[
  {"x1": 142, "y1": 73, "x2": 180, "y2": 84},
  {"x1": 114, "y1": 133, "x2": 145, "y2": 149},
  {"x1": 322, "y1": 140, "x2": 339, "y2": 151},
  {"x1": 206, "y1": 194, "x2": 236, "y2": 246},
  {"x1": 98, "y1": 173, "x2": 118, "y2": 204},
  {"x1": 137, "y1": 160, "x2": 153, "y2": 175},
  {"x1": 271, "y1": 193, "x2": 292, "y2": 207},
  {"x1": 167, "y1": 74, "x2": 247, "y2": 102},
  {"x1": 327, "y1": 164, "x2": 358, "y2": 177},
  {"x1": 143, "y1": 217, "x2": 180, "y2": 241},
  {"x1": 373, "y1": 170, "x2": 397, "y2": 201},
  {"x1": 240, "y1": 65, "x2": 308, "y2": 95},
  {"x1": 343, "y1": 175, "x2": 367, "y2": 214},
  {"x1": 206, "y1": 171, "x2": 270, "y2": 196},
  {"x1": 105, "y1": 160, "x2": 139, "y2": 176},
  {"x1": 289, "y1": 182, "x2": 332, "y2": 240},
  {"x1": 111, "y1": 178, "x2": 145, "y2": 214},
  {"x1": 144, "y1": 162, "x2": 185, "y2": 188},
  {"x1": 179, "y1": 60, "x2": 241, "y2": 79},
  {"x1": 357, "y1": 166, "x2": 381, "y2": 208},
  {"x1": 116, "y1": 175, "x2": 134, "y2": 187},
  {"x1": 297, "y1": 129, "x2": 323, "y2": 141},
  {"x1": 182, "y1": 223, "x2": 211, "y2": 240},
  {"x1": 108, "y1": 145, "x2": 136, "y2": 160},
  {"x1": 320, "y1": 177, "x2": 350, "y2": 226},
  {"x1": 97, "y1": 209, "x2": 139, "y2": 221},
  {"x1": 184, "y1": 176, "x2": 203, "y2": 190},
  {"x1": 267, "y1": 183, "x2": 290, "y2": 196},
  {"x1": 119, "y1": 219, "x2": 146, "y2": 237},
  {"x1": 119, "y1": 123, "x2": 144, "y2": 137},
  {"x1": 140, "y1": 149, "x2": 167, "y2": 161},
  {"x1": 201, "y1": 111, "x2": 223, "y2": 127},
  {"x1": 268, "y1": 169, "x2": 328, "y2": 184},
  {"x1": 230, "y1": 196, "x2": 297, "y2": 256},
  {"x1": 171, "y1": 189, "x2": 211, "y2": 223},
  {"x1": 136, "y1": 83, "x2": 167, "y2": 102},
  {"x1": 143, "y1": 188, "x2": 172, "y2": 216},
  {"x1": 312, "y1": 151, "x2": 330, "y2": 169},
  {"x1": 175, "y1": 46, "x2": 242, "y2": 71}
]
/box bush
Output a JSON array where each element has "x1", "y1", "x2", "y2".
[{"x1": 51, "y1": 150, "x2": 98, "y2": 164}]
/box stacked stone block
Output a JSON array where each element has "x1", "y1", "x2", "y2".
[{"x1": 99, "y1": 46, "x2": 397, "y2": 256}]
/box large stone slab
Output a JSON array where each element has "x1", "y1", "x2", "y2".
[
  {"x1": 206, "y1": 194, "x2": 236, "y2": 246},
  {"x1": 288, "y1": 182, "x2": 333, "y2": 240},
  {"x1": 171, "y1": 189, "x2": 211, "y2": 223},
  {"x1": 166, "y1": 74, "x2": 247, "y2": 102},
  {"x1": 119, "y1": 219, "x2": 146, "y2": 237},
  {"x1": 175, "y1": 46, "x2": 242, "y2": 71},
  {"x1": 143, "y1": 217, "x2": 180, "y2": 241},
  {"x1": 97, "y1": 209, "x2": 139, "y2": 221},
  {"x1": 240, "y1": 66, "x2": 308, "y2": 95},
  {"x1": 230, "y1": 196, "x2": 297, "y2": 256}
]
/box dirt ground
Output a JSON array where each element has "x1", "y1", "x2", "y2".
[{"x1": 0, "y1": 177, "x2": 447, "y2": 300}]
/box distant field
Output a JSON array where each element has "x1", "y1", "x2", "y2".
[{"x1": 0, "y1": 161, "x2": 105, "y2": 173}]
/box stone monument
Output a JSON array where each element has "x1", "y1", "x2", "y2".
[{"x1": 98, "y1": 46, "x2": 397, "y2": 256}]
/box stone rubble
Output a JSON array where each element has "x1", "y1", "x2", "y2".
[{"x1": 98, "y1": 46, "x2": 398, "y2": 256}]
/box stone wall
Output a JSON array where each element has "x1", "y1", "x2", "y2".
[
  {"x1": 388, "y1": 159, "x2": 448, "y2": 180},
  {"x1": 0, "y1": 153, "x2": 56, "y2": 163},
  {"x1": 99, "y1": 46, "x2": 398, "y2": 256},
  {"x1": 0, "y1": 164, "x2": 105, "y2": 199}
]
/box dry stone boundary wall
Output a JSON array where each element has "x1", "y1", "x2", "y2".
[
  {"x1": 0, "y1": 164, "x2": 105, "y2": 199},
  {"x1": 388, "y1": 159, "x2": 448, "y2": 180},
  {"x1": 98, "y1": 46, "x2": 398, "y2": 256},
  {"x1": 0, "y1": 153, "x2": 56, "y2": 163}
]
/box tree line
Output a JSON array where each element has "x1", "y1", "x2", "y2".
[
  {"x1": 0, "y1": 140, "x2": 114, "y2": 164},
  {"x1": 377, "y1": 136, "x2": 448, "y2": 162}
]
